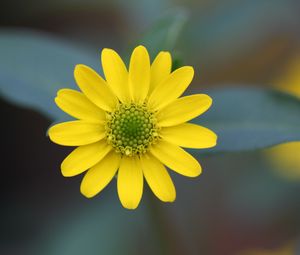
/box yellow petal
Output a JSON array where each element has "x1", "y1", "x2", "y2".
[
  {"x1": 101, "y1": 48, "x2": 130, "y2": 103},
  {"x1": 156, "y1": 94, "x2": 212, "y2": 127},
  {"x1": 117, "y1": 156, "x2": 143, "y2": 209},
  {"x1": 61, "y1": 140, "x2": 112, "y2": 177},
  {"x1": 80, "y1": 151, "x2": 121, "y2": 198},
  {"x1": 150, "y1": 140, "x2": 201, "y2": 177},
  {"x1": 129, "y1": 45, "x2": 150, "y2": 103},
  {"x1": 74, "y1": 64, "x2": 118, "y2": 112},
  {"x1": 149, "y1": 51, "x2": 172, "y2": 94},
  {"x1": 55, "y1": 89, "x2": 106, "y2": 122},
  {"x1": 48, "y1": 120, "x2": 105, "y2": 146},
  {"x1": 161, "y1": 123, "x2": 217, "y2": 149},
  {"x1": 140, "y1": 153, "x2": 176, "y2": 202},
  {"x1": 148, "y1": 66, "x2": 194, "y2": 111}
]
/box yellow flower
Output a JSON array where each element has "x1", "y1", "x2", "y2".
[{"x1": 48, "y1": 45, "x2": 217, "y2": 209}]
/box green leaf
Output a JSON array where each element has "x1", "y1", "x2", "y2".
[
  {"x1": 0, "y1": 29, "x2": 100, "y2": 121},
  {"x1": 40, "y1": 203, "x2": 141, "y2": 255},
  {"x1": 136, "y1": 8, "x2": 188, "y2": 58},
  {"x1": 37, "y1": 195, "x2": 162, "y2": 255},
  {"x1": 195, "y1": 87, "x2": 300, "y2": 152}
]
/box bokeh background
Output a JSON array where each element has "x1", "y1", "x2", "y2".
[{"x1": 1, "y1": 0, "x2": 300, "y2": 255}]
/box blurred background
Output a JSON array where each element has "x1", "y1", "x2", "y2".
[{"x1": 1, "y1": 0, "x2": 300, "y2": 254}]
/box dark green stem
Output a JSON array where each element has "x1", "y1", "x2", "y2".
[{"x1": 145, "y1": 189, "x2": 185, "y2": 255}]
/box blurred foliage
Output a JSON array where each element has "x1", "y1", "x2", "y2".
[
  {"x1": 0, "y1": 29, "x2": 99, "y2": 121},
  {"x1": 180, "y1": 0, "x2": 300, "y2": 85},
  {"x1": 136, "y1": 8, "x2": 188, "y2": 59},
  {"x1": 39, "y1": 201, "x2": 161, "y2": 255},
  {"x1": 265, "y1": 54, "x2": 300, "y2": 181},
  {"x1": 1, "y1": 1, "x2": 300, "y2": 255}
]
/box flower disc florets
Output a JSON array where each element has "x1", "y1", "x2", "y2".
[{"x1": 106, "y1": 103, "x2": 159, "y2": 156}]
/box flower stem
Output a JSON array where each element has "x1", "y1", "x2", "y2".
[{"x1": 145, "y1": 189, "x2": 185, "y2": 255}]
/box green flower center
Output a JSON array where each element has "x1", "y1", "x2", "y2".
[{"x1": 105, "y1": 103, "x2": 159, "y2": 156}]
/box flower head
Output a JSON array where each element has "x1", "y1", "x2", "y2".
[{"x1": 49, "y1": 45, "x2": 217, "y2": 209}]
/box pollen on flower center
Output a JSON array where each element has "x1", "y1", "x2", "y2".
[{"x1": 105, "y1": 103, "x2": 159, "y2": 156}]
